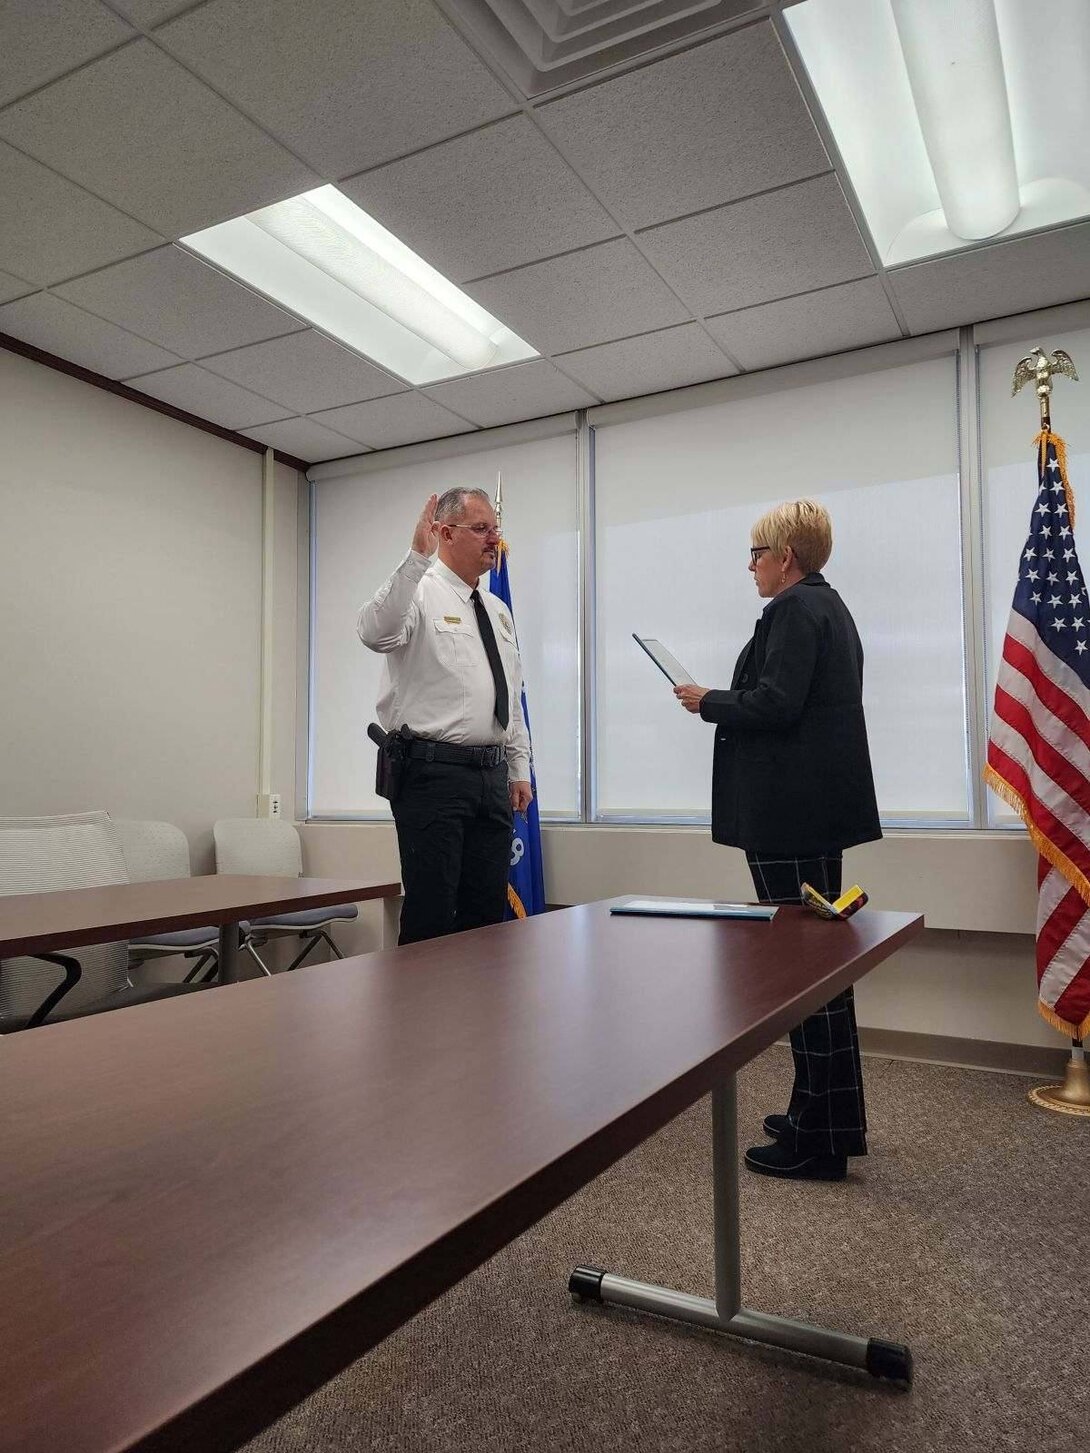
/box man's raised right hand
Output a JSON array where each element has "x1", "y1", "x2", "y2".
[{"x1": 412, "y1": 494, "x2": 439, "y2": 556}]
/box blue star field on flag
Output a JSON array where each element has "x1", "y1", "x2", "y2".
[{"x1": 1011, "y1": 440, "x2": 1090, "y2": 677}]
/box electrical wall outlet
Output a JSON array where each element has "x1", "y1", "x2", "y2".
[{"x1": 257, "y1": 793, "x2": 282, "y2": 819}]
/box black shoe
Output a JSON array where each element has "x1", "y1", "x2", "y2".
[
  {"x1": 744, "y1": 1143, "x2": 847, "y2": 1181},
  {"x1": 762, "y1": 1113, "x2": 791, "y2": 1141}
]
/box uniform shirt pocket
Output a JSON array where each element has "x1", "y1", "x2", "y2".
[{"x1": 431, "y1": 615, "x2": 474, "y2": 670}]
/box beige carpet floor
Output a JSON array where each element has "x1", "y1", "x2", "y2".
[{"x1": 247, "y1": 1048, "x2": 1088, "y2": 1453}]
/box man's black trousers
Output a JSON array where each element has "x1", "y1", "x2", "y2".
[
  {"x1": 745, "y1": 850, "x2": 868, "y2": 1158},
  {"x1": 392, "y1": 757, "x2": 512, "y2": 945}
]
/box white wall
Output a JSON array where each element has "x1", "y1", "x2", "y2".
[{"x1": 0, "y1": 350, "x2": 301, "y2": 872}]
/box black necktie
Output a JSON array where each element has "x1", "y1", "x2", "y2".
[{"x1": 470, "y1": 589, "x2": 509, "y2": 730}]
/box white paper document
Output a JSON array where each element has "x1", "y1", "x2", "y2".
[
  {"x1": 632, "y1": 635, "x2": 695, "y2": 686},
  {"x1": 611, "y1": 897, "x2": 777, "y2": 920}
]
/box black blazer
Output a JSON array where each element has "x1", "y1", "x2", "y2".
[{"x1": 699, "y1": 573, "x2": 882, "y2": 856}]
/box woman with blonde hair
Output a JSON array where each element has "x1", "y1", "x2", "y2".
[{"x1": 675, "y1": 498, "x2": 881, "y2": 1181}]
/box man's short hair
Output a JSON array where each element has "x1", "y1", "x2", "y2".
[
  {"x1": 435, "y1": 487, "x2": 491, "y2": 524},
  {"x1": 751, "y1": 499, "x2": 833, "y2": 574}
]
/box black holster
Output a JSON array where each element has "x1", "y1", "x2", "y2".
[{"x1": 368, "y1": 722, "x2": 408, "y2": 803}]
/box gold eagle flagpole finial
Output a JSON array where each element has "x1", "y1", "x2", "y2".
[{"x1": 1011, "y1": 345, "x2": 1079, "y2": 431}]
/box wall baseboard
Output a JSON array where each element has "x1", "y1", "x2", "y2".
[{"x1": 858, "y1": 1026, "x2": 1071, "y2": 1079}]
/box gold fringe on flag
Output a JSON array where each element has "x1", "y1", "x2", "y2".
[
  {"x1": 985, "y1": 760, "x2": 1090, "y2": 1037},
  {"x1": 982, "y1": 765, "x2": 1090, "y2": 912},
  {"x1": 507, "y1": 884, "x2": 527, "y2": 919},
  {"x1": 1034, "y1": 429, "x2": 1076, "y2": 531},
  {"x1": 1036, "y1": 998, "x2": 1090, "y2": 1041}
]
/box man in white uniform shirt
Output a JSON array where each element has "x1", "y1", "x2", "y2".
[{"x1": 357, "y1": 488, "x2": 533, "y2": 945}]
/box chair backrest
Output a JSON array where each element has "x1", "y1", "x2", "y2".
[
  {"x1": 0, "y1": 823, "x2": 130, "y2": 1019},
  {"x1": 213, "y1": 819, "x2": 302, "y2": 877},
  {"x1": 0, "y1": 810, "x2": 113, "y2": 831},
  {"x1": 113, "y1": 820, "x2": 192, "y2": 883},
  {"x1": 0, "y1": 810, "x2": 126, "y2": 860}
]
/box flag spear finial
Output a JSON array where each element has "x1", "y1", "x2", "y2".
[{"x1": 495, "y1": 469, "x2": 504, "y2": 531}]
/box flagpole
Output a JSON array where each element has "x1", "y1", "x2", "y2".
[{"x1": 1009, "y1": 345, "x2": 1090, "y2": 1115}]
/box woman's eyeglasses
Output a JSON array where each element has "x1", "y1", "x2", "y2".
[{"x1": 749, "y1": 545, "x2": 771, "y2": 563}]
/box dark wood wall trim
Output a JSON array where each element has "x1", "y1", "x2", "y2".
[{"x1": 0, "y1": 330, "x2": 310, "y2": 474}]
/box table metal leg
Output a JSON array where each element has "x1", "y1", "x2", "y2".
[
  {"x1": 217, "y1": 922, "x2": 241, "y2": 985},
  {"x1": 569, "y1": 1076, "x2": 912, "y2": 1387}
]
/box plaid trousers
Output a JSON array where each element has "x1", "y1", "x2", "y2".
[{"x1": 746, "y1": 851, "x2": 868, "y2": 1158}]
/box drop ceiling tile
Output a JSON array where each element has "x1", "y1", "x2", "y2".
[
  {"x1": 465, "y1": 239, "x2": 689, "y2": 355},
  {"x1": 638, "y1": 175, "x2": 874, "y2": 317},
  {"x1": 0, "y1": 40, "x2": 318, "y2": 236},
  {"x1": 311, "y1": 393, "x2": 476, "y2": 451},
  {"x1": 55, "y1": 246, "x2": 305, "y2": 358},
  {"x1": 424, "y1": 359, "x2": 598, "y2": 428},
  {"x1": 535, "y1": 24, "x2": 829, "y2": 231},
  {"x1": 107, "y1": 0, "x2": 199, "y2": 25},
  {"x1": 0, "y1": 270, "x2": 35, "y2": 304},
  {"x1": 199, "y1": 330, "x2": 404, "y2": 414},
  {"x1": 343, "y1": 116, "x2": 620, "y2": 285},
  {"x1": 0, "y1": 1, "x2": 134, "y2": 108},
  {"x1": 555, "y1": 322, "x2": 736, "y2": 401},
  {"x1": 0, "y1": 292, "x2": 181, "y2": 376},
  {"x1": 240, "y1": 415, "x2": 365, "y2": 464},
  {"x1": 125, "y1": 361, "x2": 290, "y2": 429},
  {"x1": 704, "y1": 278, "x2": 902, "y2": 371},
  {"x1": 888, "y1": 222, "x2": 1090, "y2": 335},
  {"x1": 0, "y1": 140, "x2": 162, "y2": 285},
  {"x1": 158, "y1": 0, "x2": 516, "y2": 180}
]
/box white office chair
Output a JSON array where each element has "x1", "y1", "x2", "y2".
[
  {"x1": 114, "y1": 819, "x2": 219, "y2": 984},
  {"x1": 0, "y1": 813, "x2": 128, "y2": 1019},
  {"x1": 212, "y1": 818, "x2": 358, "y2": 975},
  {"x1": 0, "y1": 822, "x2": 208, "y2": 1030}
]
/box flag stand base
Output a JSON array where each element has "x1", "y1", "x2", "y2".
[{"x1": 1028, "y1": 1044, "x2": 1090, "y2": 1116}]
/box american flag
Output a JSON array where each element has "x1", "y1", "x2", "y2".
[{"x1": 985, "y1": 432, "x2": 1090, "y2": 1040}]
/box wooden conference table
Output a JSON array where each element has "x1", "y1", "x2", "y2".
[
  {"x1": 0, "y1": 898, "x2": 922, "y2": 1453},
  {"x1": 0, "y1": 874, "x2": 399, "y2": 986}
]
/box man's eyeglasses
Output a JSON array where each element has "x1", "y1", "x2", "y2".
[
  {"x1": 749, "y1": 545, "x2": 771, "y2": 563},
  {"x1": 450, "y1": 522, "x2": 501, "y2": 539}
]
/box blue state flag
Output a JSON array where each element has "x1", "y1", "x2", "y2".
[{"x1": 489, "y1": 541, "x2": 546, "y2": 918}]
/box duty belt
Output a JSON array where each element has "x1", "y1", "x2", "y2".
[{"x1": 406, "y1": 739, "x2": 506, "y2": 768}]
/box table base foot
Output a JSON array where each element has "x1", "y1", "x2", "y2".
[{"x1": 568, "y1": 1266, "x2": 912, "y2": 1389}]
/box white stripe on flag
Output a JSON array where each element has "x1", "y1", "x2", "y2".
[
  {"x1": 998, "y1": 660, "x2": 1090, "y2": 783},
  {"x1": 989, "y1": 713, "x2": 1090, "y2": 855},
  {"x1": 1038, "y1": 871, "x2": 1090, "y2": 1010},
  {"x1": 1037, "y1": 863, "x2": 1071, "y2": 929},
  {"x1": 1005, "y1": 610, "x2": 1090, "y2": 706}
]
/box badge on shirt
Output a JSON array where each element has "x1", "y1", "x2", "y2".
[
  {"x1": 499, "y1": 613, "x2": 513, "y2": 634},
  {"x1": 444, "y1": 615, "x2": 462, "y2": 624}
]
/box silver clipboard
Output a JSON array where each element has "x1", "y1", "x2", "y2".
[{"x1": 632, "y1": 634, "x2": 695, "y2": 686}]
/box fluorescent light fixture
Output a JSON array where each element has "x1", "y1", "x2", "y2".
[
  {"x1": 181, "y1": 186, "x2": 538, "y2": 385},
  {"x1": 786, "y1": 0, "x2": 1090, "y2": 265},
  {"x1": 890, "y1": 0, "x2": 1018, "y2": 241}
]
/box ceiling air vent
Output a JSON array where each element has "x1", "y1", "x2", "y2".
[{"x1": 439, "y1": 0, "x2": 765, "y2": 97}]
